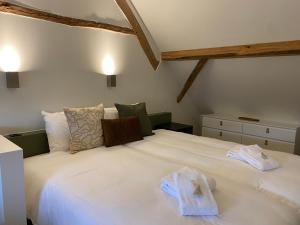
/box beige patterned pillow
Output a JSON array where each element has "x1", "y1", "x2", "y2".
[{"x1": 64, "y1": 104, "x2": 104, "y2": 153}]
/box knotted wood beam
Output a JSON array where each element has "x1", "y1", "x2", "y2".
[
  {"x1": 162, "y1": 40, "x2": 300, "y2": 61},
  {"x1": 115, "y1": 0, "x2": 160, "y2": 70}
]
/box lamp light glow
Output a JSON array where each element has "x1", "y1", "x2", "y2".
[
  {"x1": 102, "y1": 56, "x2": 115, "y2": 76},
  {"x1": 0, "y1": 46, "x2": 21, "y2": 72}
]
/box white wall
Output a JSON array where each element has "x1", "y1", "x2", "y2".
[
  {"x1": 169, "y1": 57, "x2": 300, "y2": 125},
  {"x1": 0, "y1": 13, "x2": 198, "y2": 134},
  {"x1": 2, "y1": 0, "x2": 300, "y2": 135},
  {"x1": 132, "y1": 0, "x2": 300, "y2": 126}
]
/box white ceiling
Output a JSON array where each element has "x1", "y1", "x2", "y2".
[
  {"x1": 130, "y1": 0, "x2": 300, "y2": 124},
  {"x1": 131, "y1": 0, "x2": 300, "y2": 51},
  {"x1": 9, "y1": 0, "x2": 300, "y2": 51},
  {"x1": 8, "y1": 0, "x2": 130, "y2": 27}
]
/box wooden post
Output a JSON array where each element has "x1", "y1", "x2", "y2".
[{"x1": 177, "y1": 59, "x2": 208, "y2": 103}]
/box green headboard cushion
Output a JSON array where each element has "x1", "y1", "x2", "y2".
[
  {"x1": 149, "y1": 112, "x2": 172, "y2": 129},
  {"x1": 5, "y1": 130, "x2": 49, "y2": 158},
  {"x1": 5, "y1": 112, "x2": 172, "y2": 158}
]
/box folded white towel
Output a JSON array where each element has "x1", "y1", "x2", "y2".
[
  {"x1": 173, "y1": 168, "x2": 219, "y2": 216},
  {"x1": 161, "y1": 171, "x2": 216, "y2": 199},
  {"x1": 161, "y1": 174, "x2": 178, "y2": 198},
  {"x1": 227, "y1": 145, "x2": 279, "y2": 171},
  {"x1": 226, "y1": 150, "x2": 245, "y2": 161}
]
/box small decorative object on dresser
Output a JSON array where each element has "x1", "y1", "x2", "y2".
[
  {"x1": 201, "y1": 114, "x2": 300, "y2": 154},
  {"x1": 155, "y1": 122, "x2": 194, "y2": 134}
]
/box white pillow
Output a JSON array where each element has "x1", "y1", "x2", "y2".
[
  {"x1": 104, "y1": 107, "x2": 119, "y2": 119},
  {"x1": 41, "y1": 111, "x2": 70, "y2": 152}
]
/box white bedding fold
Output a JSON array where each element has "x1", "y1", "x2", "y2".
[
  {"x1": 24, "y1": 130, "x2": 300, "y2": 225},
  {"x1": 129, "y1": 130, "x2": 300, "y2": 206}
]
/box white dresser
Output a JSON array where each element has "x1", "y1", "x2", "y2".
[{"x1": 201, "y1": 114, "x2": 300, "y2": 154}]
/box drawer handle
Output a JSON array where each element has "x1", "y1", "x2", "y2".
[
  {"x1": 219, "y1": 132, "x2": 223, "y2": 137},
  {"x1": 266, "y1": 128, "x2": 270, "y2": 134},
  {"x1": 220, "y1": 121, "x2": 223, "y2": 126},
  {"x1": 264, "y1": 140, "x2": 269, "y2": 146}
]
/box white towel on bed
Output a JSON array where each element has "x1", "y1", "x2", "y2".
[
  {"x1": 226, "y1": 150, "x2": 245, "y2": 161},
  {"x1": 227, "y1": 145, "x2": 279, "y2": 171},
  {"x1": 161, "y1": 171, "x2": 216, "y2": 199},
  {"x1": 173, "y1": 168, "x2": 219, "y2": 216}
]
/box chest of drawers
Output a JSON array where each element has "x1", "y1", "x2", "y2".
[{"x1": 201, "y1": 114, "x2": 300, "y2": 154}]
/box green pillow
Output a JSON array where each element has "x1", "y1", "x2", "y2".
[{"x1": 115, "y1": 103, "x2": 153, "y2": 137}]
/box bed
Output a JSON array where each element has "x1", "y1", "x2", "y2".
[{"x1": 18, "y1": 128, "x2": 300, "y2": 225}]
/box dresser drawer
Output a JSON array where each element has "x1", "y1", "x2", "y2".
[
  {"x1": 202, "y1": 127, "x2": 242, "y2": 143},
  {"x1": 202, "y1": 127, "x2": 221, "y2": 140},
  {"x1": 203, "y1": 117, "x2": 242, "y2": 133},
  {"x1": 243, "y1": 123, "x2": 296, "y2": 142},
  {"x1": 242, "y1": 135, "x2": 294, "y2": 154}
]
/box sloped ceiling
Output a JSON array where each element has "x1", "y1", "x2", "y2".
[
  {"x1": 3, "y1": 0, "x2": 300, "y2": 124},
  {"x1": 6, "y1": 0, "x2": 300, "y2": 51},
  {"x1": 7, "y1": 0, "x2": 130, "y2": 27},
  {"x1": 131, "y1": 0, "x2": 300, "y2": 124},
  {"x1": 131, "y1": 0, "x2": 300, "y2": 50}
]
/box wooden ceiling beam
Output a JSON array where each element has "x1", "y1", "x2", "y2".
[
  {"x1": 162, "y1": 40, "x2": 300, "y2": 61},
  {"x1": 0, "y1": 1, "x2": 135, "y2": 35},
  {"x1": 177, "y1": 58, "x2": 208, "y2": 103},
  {"x1": 115, "y1": 0, "x2": 160, "y2": 70}
]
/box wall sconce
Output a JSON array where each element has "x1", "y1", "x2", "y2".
[
  {"x1": 6, "y1": 72, "x2": 20, "y2": 88},
  {"x1": 106, "y1": 75, "x2": 116, "y2": 87},
  {"x1": 0, "y1": 46, "x2": 21, "y2": 88},
  {"x1": 102, "y1": 56, "x2": 117, "y2": 88}
]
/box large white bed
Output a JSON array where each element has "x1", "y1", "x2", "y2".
[{"x1": 25, "y1": 130, "x2": 300, "y2": 225}]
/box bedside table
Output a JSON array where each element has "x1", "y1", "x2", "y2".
[
  {"x1": 0, "y1": 136, "x2": 27, "y2": 225},
  {"x1": 155, "y1": 122, "x2": 193, "y2": 134}
]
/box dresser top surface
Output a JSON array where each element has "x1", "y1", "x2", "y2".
[
  {"x1": 202, "y1": 114, "x2": 300, "y2": 130},
  {"x1": 0, "y1": 135, "x2": 22, "y2": 154}
]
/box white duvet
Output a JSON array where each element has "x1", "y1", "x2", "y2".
[{"x1": 24, "y1": 130, "x2": 300, "y2": 225}]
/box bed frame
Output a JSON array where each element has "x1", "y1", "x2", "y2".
[{"x1": 5, "y1": 112, "x2": 172, "y2": 158}]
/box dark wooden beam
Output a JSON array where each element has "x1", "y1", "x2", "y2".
[
  {"x1": 115, "y1": 0, "x2": 160, "y2": 70},
  {"x1": 162, "y1": 40, "x2": 300, "y2": 61},
  {"x1": 0, "y1": 1, "x2": 135, "y2": 35},
  {"x1": 177, "y1": 59, "x2": 208, "y2": 103}
]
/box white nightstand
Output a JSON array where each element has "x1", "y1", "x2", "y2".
[{"x1": 0, "y1": 136, "x2": 26, "y2": 225}]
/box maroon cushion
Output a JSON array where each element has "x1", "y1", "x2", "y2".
[{"x1": 101, "y1": 117, "x2": 143, "y2": 147}]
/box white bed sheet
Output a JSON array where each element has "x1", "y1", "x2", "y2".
[
  {"x1": 24, "y1": 130, "x2": 300, "y2": 225},
  {"x1": 130, "y1": 130, "x2": 300, "y2": 207}
]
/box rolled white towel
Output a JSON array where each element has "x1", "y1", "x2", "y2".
[
  {"x1": 227, "y1": 145, "x2": 279, "y2": 171},
  {"x1": 174, "y1": 168, "x2": 219, "y2": 216},
  {"x1": 161, "y1": 170, "x2": 216, "y2": 199}
]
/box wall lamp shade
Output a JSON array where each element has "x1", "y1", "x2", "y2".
[
  {"x1": 6, "y1": 72, "x2": 20, "y2": 88},
  {"x1": 107, "y1": 75, "x2": 116, "y2": 87}
]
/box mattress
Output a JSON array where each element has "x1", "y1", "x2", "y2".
[{"x1": 24, "y1": 130, "x2": 300, "y2": 225}]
